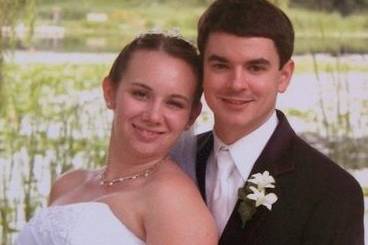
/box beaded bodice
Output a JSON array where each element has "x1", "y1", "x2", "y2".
[{"x1": 16, "y1": 202, "x2": 145, "y2": 245}]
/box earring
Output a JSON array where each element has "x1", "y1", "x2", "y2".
[{"x1": 106, "y1": 101, "x2": 112, "y2": 108}]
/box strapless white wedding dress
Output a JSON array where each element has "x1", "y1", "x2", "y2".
[{"x1": 16, "y1": 202, "x2": 145, "y2": 245}]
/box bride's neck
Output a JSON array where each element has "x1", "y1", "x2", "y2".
[{"x1": 104, "y1": 143, "x2": 166, "y2": 180}]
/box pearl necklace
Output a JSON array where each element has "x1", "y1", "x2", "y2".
[{"x1": 99, "y1": 157, "x2": 166, "y2": 187}]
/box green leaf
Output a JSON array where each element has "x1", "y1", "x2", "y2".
[{"x1": 238, "y1": 199, "x2": 256, "y2": 228}]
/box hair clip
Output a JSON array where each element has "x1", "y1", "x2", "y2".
[{"x1": 135, "y1": 27, "x2": 183, "y2": 39}]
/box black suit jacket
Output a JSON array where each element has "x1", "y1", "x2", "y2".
[{"x1": 196, "y1": 110, "x2": 364, "y2": 245}]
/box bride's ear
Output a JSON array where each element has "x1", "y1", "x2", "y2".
[
  {"x1": 102, "y1": 77, "x2": 116, "y2": 109},
  {"x1": 186, "y1": 102, "x2": 202, "y2": 129}
]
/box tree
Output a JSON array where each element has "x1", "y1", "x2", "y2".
[
  {"x1": 269, "y1": 0, "x2": 290, "y2": 9},
  {"x1": 0, "y1": 2, "x2": 36, "y2": 243},
  {"x1": 0, "y1": 0, "x2": 36, "y2": 113},
  {"x1": 291, "y1": 0, "x2": 368, "y2": 15}
]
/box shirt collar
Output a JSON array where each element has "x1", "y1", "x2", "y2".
[{"x1": 213, "y1": 111, "x2": 278, "y2": 180}]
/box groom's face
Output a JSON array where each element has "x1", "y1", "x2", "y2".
[{"x1": 203, "y1": 32, "x2": 294, "y2": 144}]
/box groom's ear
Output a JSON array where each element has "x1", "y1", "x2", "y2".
[
  {"x1": 278, "y1": 59, "x2": 294, "y2": 93},
  {"x1": 186, "y1": 102, "x2": 202, "y2": 129}
]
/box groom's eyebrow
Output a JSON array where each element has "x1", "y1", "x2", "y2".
[
  {"x1": 207, "y1": 54, "x2": 229, "y2": 63},
  {"x1": 247, "y1": 58, "x2": 271, "y2": 67}
]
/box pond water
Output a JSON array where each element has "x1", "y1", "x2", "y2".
[{"x1": 5, "y1": 33, "x2": 368, "y2": 54}]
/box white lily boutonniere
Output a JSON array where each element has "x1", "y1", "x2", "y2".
[{"x1": 238, "y1": 171, "x2": 278, "y2": 227}]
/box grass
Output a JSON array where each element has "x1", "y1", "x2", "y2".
[
  {"x1": 289, "y1": 8, "x2": 368, "y2": 54},
  {"x1": 0, "y1": 62, "x2": 111, "y2": 244},
  {"x1": 290, "y1": 8, "x2": 368, "y2": 36},
  {"x1": 38, "y1": 1, "x2": 203, "y2": 36},
  {"x1": 294, "y1": 54, "x2": 368, "y2": 74}
]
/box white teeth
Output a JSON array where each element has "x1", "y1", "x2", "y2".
[
  {"x1": 228, "y1": 100, "x2": 243, "y2": 105},
  {"x1": 133, "y1": 124, "x2": 161, "y2": 136},
  {"x1": 141, "y1": 128, "x2": 157, "y2": 135}
]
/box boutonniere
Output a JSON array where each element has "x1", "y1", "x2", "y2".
[{"x1": 238, "y1": 171, "x2": 278, "y2": 227}]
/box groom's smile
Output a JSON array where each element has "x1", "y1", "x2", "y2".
[{"x1": 219, "y1": 96, "x2": 254, "y2": 108}]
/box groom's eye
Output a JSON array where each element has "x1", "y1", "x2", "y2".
[
  {"x1": 211, "y1": 63, "x2": 229, "y2": 71},
  {"x1": 248, "y1": 65, "x2": 266, "y2": 73}
]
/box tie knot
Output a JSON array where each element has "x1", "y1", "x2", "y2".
[
  {"x1": 216, "y1": 147, "x2": 234, "y2": 179},
  {"x1": 219, "y1": 145, "x2": 228, "y2": 151}
]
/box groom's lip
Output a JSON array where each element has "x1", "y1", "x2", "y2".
[{"x1": 219, "y1": 96, "x2": 254, "y2": 107}]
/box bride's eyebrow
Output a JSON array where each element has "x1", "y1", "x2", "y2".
[
  {"x1": 129, "y1": 82, "x2": 152, "y2": 90},
  {"x1": 130, "y1": 82, "x2": 191, "y2": 103}
]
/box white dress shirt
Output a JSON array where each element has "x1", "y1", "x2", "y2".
[{"x1": 206, "y1": 111, "x2": 278, "y2": 231}]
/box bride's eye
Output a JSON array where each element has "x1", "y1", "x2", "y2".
[
  {"x1": 167, "y1": 99, "x2": 186, "y2": 110},
  {"x1": 131, "y1": 90, "x2": 150, "y2": 101}
]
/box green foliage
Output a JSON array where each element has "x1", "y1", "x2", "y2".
[
  {"x1": 30, "y1": 1, "x2": 368, "y2": 53},
  {"x1": 363, "y1": 187, "x2": 368, "y2": 196},
  {"x1": 294, "y1": 54, "x2": 368, "y2": 74},
  {"x1": 0, "y1": 0, "x2": 33, "y2": 26},
  {"x1": 0, "y1": 0, "x2": 37, "y2": 114},
  {"x1": 0, "y1": 63, "x2": 111, "y2": 244},
  {"x1": 288, "y1": 8, "x2": 368, "y2": 54},
  {"x1": 269, "y1": 0, "x2": 290, "y2": 9},
  {"x1": 2, "y1": 63, "x2": 109, "y2": 180},
  {"x1": 34, "y1": 1, "x2": 204, "y2": 52},
  {"x1": 238, "y1": 185, "x2": 257, "y2": 227},
  {"x1": 291, "y1": 0, "x2": 368, "y2": 15}
]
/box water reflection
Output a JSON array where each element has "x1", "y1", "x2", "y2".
[{"x1": 3, "y1": 34, "x2": 368, "y2": 53}]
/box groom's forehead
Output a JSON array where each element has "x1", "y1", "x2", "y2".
[{"x1": 203, "y1": 33, "x2": 278, "y2": 62}]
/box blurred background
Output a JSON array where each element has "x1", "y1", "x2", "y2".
[{"x1": 0, "y1": 0, "x2": 367, "y2": 244}]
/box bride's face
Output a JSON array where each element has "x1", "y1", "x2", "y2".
[{"x1": 104, "y1": 50, "x2": 201, "y2": 157}]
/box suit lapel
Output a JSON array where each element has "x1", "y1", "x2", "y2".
[
  {"x1": 220, "y1": 110, "x2": 297, "y2": 244},
  {"x1": 195, "y1": 132, "x2": 214, "y2": 203},
  {"x1": 247, "y1": 111, "x2": 296, "y2": 177}
]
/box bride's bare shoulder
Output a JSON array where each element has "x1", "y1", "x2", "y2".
[
  {"x1": 48, "y1": 168, "x2": 92, "y2": 205},
  {"x1": 142, "y1": 160, "x2": 218, "y2": 244},
  {"x1": 145, "y1": 159, "x2": 199, "y2": 197}
]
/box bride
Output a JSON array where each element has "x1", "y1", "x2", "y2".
[{"x1": 16, "y1": 33, "x2": 218, "y2": 245}]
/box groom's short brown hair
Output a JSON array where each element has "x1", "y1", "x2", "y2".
[{"x1": 197, "y1": 0, "x2": 294, "y2": 68}]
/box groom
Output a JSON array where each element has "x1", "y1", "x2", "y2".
[{"x1": 173, "y1": 0, "x2": 364, "y2": 244}]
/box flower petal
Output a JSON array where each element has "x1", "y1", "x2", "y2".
[
  {"x1": 246, "y1": 193, "x2": 258, "y2": 201},
  {"x1": 264, "y1": 183, "x2": 275, "y2": 188},
  {"x1": 247, "y1": 178, "x2": 258, "y2": 184},
  {"x1": 262, "y1": 193, "x2": 278, "y2": 210},
  {"x1": 245, "y1": 171, "x2": 278, "y2": 211},
  {"x1": 255, "y1": 195, "x2": 266, "y2": 207},
  {"x1": 249, "y1": 186, "x2": 259, "y2": 193}
]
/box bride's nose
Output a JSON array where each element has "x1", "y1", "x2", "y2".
[{"x1": 141, "y1": 101, "x2": 164, "y2": 124}]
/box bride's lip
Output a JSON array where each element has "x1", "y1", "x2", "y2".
[{"x1": 132, "y1": 124, "x2": 165, "y2": 141}]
